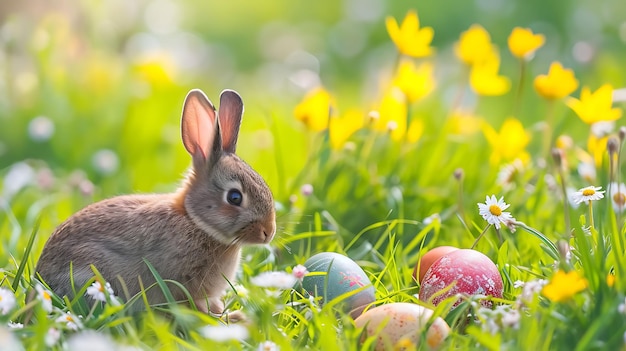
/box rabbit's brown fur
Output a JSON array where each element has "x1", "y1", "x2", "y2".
[{"x1": 35, "y1": 89, "x2": 276, "y2": 315}]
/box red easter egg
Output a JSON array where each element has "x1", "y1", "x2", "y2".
[
  {"x1": 413, "y1": 246, "x2": 458, "y2": 283},
  {"x1": 419, "y1": 249, "x2": 503, "y2": 308}
]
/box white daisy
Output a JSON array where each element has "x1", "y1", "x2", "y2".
[
  {"x1": 7, "y1": 322, "x2": 23, "y2": 329},
  {"x1": 0, "y1": 288, "x2": 16, "y2": 315},
  {"x1": 67, "y1": 330, "x2": 117, "y2": 351},
  {"x1": 250, "y1": 271, "x2": 297, "y2": 290},
  {"x1": 258, "y1": 341, "x2": 279, "y2": 351},
  {"x1": 36, "y1": 285, "x2": 53, "y2": 313},
  {"x1": 292, "y1": 264, "x2": 309, "y2": 281},
  {"x1": 496, "y1": 159, "x2": 524, "y2": 189},
  {"x1": 86, "y1": 281, "x2": 115, "y2": 302},
  {"x1": 200, "y1": 324, "x2": 249, "y2": 342},
  {"x1": 609, "y1": 182, "x2": 626, "y2": 213},
  {"x1": 571, "y1": 186, "x2": 605, "y2": 204},
  {"x1": 590, "y1": 121, "x2": 614, "y2": 137},
  {"x1": 577, "y1": 162, "x2": 596, "y2": 183},
  {"x1": 55, "y1": 312, "x2": 82, "y2": 331},
  {"x1": 477, "y1": 195, "x2": 516, "y2": 230},
  {"x1": 45, "y1": 328, "x2": 61, "y2": 347}
]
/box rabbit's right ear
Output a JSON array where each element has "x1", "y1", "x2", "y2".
[{"x1": 181, "y1": 89, "x2": 218, "y2": 164}]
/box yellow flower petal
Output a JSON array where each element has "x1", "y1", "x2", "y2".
[
  {"x1": 386, "y1": 10, "x2": 434, "y2": 58},
  {"x1": 406, "y1": 118, "x2": 424, "y2": 143},
  {"x1": 533, "y1": 62, "x2": 578, "y2": 100},
  {"x1": 469, "y1": 52, "x2": 511, "y2": 96},
  {"x1": 566, "y1": 84, "x2": 623, "y2": 124},
  {"x1": 329, "y1": 109, "x2": 364, "y2": 149},
  {"x1": 482, "y1": 117, "x2": 530, "y2": 165},
  {"x1": 455, "y1": 24, "x2": 494, "y2": 66},
  {"x1": 446, "y1": 111, "x2": 483, "y2": 136},
  {"x1": 294, "y1": 87, "x2": 336, "y2": 131},
  {"x1": 542, "y1": 270, "x2": 588, "y2": 302},
  {"x1": 374, "y1": 87, "x2": 407, "y2": 141},
  {"x1": 393, "y1": 60, "x2": 435, "y2": 103},
  {"x1": 508, "y1": 27, "x2": 545, "y2": 59}
]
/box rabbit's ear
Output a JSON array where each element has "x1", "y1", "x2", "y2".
[
  {"x1": 181, "y1": 89, "x2": 218, "y2": 161},
  {"x1": 218, "y1": 90, "x2": 243, "y2": 153}
]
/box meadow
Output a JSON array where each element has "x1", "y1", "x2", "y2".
[{"x1": 1, "y1": 0, "x2": 626, "y2": 350}]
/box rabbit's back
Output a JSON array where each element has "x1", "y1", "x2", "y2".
[{"x1": 36, "y1": 193, "x2": 240, "y2": 305}]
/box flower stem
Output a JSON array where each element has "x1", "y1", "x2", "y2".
[
  {"x1": 588, "y1": 200, "x2": 594, "y2": 229},
  {"x1": 512, "y1": 59, "x2": 526, "y2": 116},
  {"x1": 471, "y1": 224, "x2": 491, "y2": 249},
  {"x1": 542, "y1": 100, "x2": 556, "y2": 157},
  {"x1": 556, "y1": 163, "x2": 571, "y2": 238}
]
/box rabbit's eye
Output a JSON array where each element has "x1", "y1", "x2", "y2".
[{"x1": 227, "y1": 189, "x2": 243, "y2": 206}]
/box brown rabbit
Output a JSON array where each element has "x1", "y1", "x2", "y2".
[{"x1": 35, "y1": 89, "x2": 276, "y2": 316}]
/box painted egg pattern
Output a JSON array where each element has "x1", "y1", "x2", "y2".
[
  {"x1": 302, "y1": 252, "x2": 376, "y2": 318},
  {"x1": 419, "y1": 249, "x2": 503, "y2": 307},
  {"x1": 355, "y1": 302, "x2": 450, "y2": 350}
]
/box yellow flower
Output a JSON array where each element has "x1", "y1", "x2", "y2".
[
  {"x1": 469, "y1": 52, "x2": 511, "y2": 96},
  {"x1": 386, "y1": 10, "x2": 434, "y2": 58},
  {"x1": 446, "y1": 111, "x2": 483, "y2": 136},
  {"x1": 607, "y1": 274, "x2": 615, "y2": 287},
  {"x1": 534, "y1": 62, "x2": 579, "y2": 100},
  {"x1": 406, "y1": 118, "x2": 424, "y2": 143},
  {"x1": 507, "y1": 27, "x2": 545, "y2": 59},
  {"x1": 455, "y1": 24, "x2": 494, "y2": 66},
  {"x1": 567, "y1": 84, "x2": 622, "y2": 124},
  {"x1": 373, "y1": 87, "x2": 407, "y2": 141},
  {"x1": 393, "y1": 60, "x2": 435, "y2": 103},
  {"x1": 329, "y1": 109, "x2": 364, "y2": 149},
  {"x1": 542, "y1": 270, "x2": 588, "y2": 302},
  {"x1": 482, "y1": 117, "x2": 530, "y2": 165},
  {"x1": 294, "y1": 88, "x2": 336, "y2": 131},
  {"x1": 587, "y1": 134, "x2": 609, "y2": 167}
]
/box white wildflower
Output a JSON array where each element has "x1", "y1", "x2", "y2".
[
  {"x1": 67, "y1": 330, "x2": 116, "y2": 351},
  {"x1": 292, "y1": 264, "x2": 309, "y2": 281},
  {"x1": 251, "y1": 271, "x2": 297, "y2": 290},
  {"x1": 0, "y1": 327, "x2": 24, "y2": 351},
  {"x1": 45, "y1": 328, "x2": 61, "y2": 347},
  {"x1": 86, "y1": 281, "x2": 116, "y2": 302},
  {"x1": 590, "y1": 121, "x2": 614, "y2": 137},
  {"x1": 477, "y1": 195, "x2": 516, "y2": 230},
  {"x1": 422, "y1": 213, "x2": 440, "y2": 226},
  {"x1": 513, "y1": 280, "x2": 525, "y2": 289},
  {"x1": 300, "y1": 184, "x2": 313, "y2": 196},
  {"x1": 55, "y1": 312, "x2": 82, "y2": 331},
  {"x1": 200, "y1": 324, "x2": 249, "y2": 342},
  {"x1": 91, "y1": 149, "x2": 119, "y2": 175},
  {"x1": 519, "y1": 279, "x2": 548, "y2": 304},
  {"x1": 28, "y1": 116, "x2": 55, "y2": 142},
  {"x1": 0, "y1": 288, "x2": 17, "y2": 315},
  {"x1": 577, "y1": 162, "x2": 596, "y2": 183},
  {"x1": 258, "y1": 340, "x2": 279, "y2": 351},
  {"x1": 571, "y1": 186, "x2": 605, "y2": 204},
  {"x1": 618, "y1": 298, "x2": 626, "y2": 315},
  {"x1": 36, "y1": 285, "x2": 53, "y2": 313},
  {"x1": 609, "y1": 182, "x2": 626, "y2": 213},
  {"x1": 7, "y1": 322, "x2": 23, "y2": 329}
]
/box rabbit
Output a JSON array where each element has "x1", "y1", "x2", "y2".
[{"x1": 35, "y1": 89, "x2": 276, "y2": 317}]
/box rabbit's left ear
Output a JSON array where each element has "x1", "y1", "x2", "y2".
[{"x1": 217, "y1": 90, "x2": 243, "y2": 154}]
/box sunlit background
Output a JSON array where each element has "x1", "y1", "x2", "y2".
[{"x1": 1, "y1": 0, "x2": 626, "y2": 239}]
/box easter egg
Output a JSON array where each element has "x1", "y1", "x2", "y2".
[
  {"x1": 302, "y1": 252, "x2": 375, "y2": 318},
  {"x1": 419, "y1": 249, "x2": 503, "y2": 308},
  {"x1": 354, "y1": 303, "x2": 450, "y2": 350},
  {"x1": 413, "y1": 246, "x2": 458, "y2": 283}
]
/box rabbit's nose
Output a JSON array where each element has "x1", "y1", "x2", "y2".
[{"x1": 262, "y1": 221, "x2": 276, "y2": 243}]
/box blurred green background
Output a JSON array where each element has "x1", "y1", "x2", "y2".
[{"x1": 1, "y1": 0, "x2": 625, "y2": 241}]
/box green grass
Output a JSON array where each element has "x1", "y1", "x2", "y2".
[{"x1": 2, "y1": 1, "x2": 626, "y2": 350}]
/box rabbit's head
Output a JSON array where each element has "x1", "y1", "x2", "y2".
[{"x1": 179, "y1": 89, "x2": 275, "y2": 246}]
